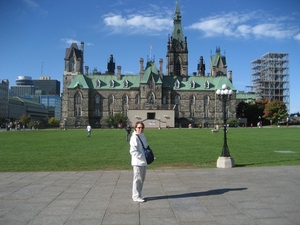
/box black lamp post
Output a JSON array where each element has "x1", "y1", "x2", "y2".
[{"x1": 216, "y1": 84, "x2": 235, "y2": 168}]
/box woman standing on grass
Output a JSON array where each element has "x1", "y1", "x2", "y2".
[{"x1": 129, "y1": 121, "x2": 147, "y2": 203}]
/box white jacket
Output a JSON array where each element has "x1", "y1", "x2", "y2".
[{"x1": 130, "y1": 131, "x2": 147, "y2": 166}]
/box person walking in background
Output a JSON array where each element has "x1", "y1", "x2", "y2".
[
  {"x1": 87, "y1": 124, "x2": 92, "y2": 137},
  {"x1": 129, "y1": 122, "x2": 148, "y2": 203},
  {"x1": 125, "y1": 124, "x2": 132, "y2": 142}
]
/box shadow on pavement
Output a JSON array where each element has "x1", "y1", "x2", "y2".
[{"x1": 145, "y1": 188, "x2": 247, "y2": 201}]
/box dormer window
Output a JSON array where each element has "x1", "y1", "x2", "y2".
[
  {"x1": 96, "y1": 79, "x2": 101, "y2": 87},
  {"x1": 110, "y1": 79, "x2": 114, "y2": 88},
  {"x1": 205, "y1": 80, "x2": 210, "y2": 89},
  {"x1": 123, "y1": 79, "x2": 128, "y2": 88},
  {"x1": 190, "y1": 80, "x2": 195, "y2": 89},
  {"x1": 174, "y1": 79, "x2": 180, "y2": 89}
]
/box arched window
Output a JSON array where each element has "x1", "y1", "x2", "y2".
[
  {"x1": 122, "y1": 95, "x2": 128, "y2": 104},
  {"x1": 204, "y1": 96, "x2": 209, "y2": 105},
  {"x1": 95, "y1": 94, "x2": 100, "y2": 104},
  {"x1": 147, "y1": 92, "x2": 155, "y2": 104},
  {"x1": 204, "y1": 109, "x2": 209, "y2": 118},
  {"x1": 70, "y1": 60, "x2": 76, "y2": 72},
  {"x1": 190, "y1": 95, "x2": 195, "y2": 105},
  {"x1": 75, "y1": 107, "x2": 81, "y2": 117},
  {"x1": 174, "y1": 58, "x2": 181, "y2": 76},
  {"x1": 135, "y1": 94, "x2": 139, "y2": 104},
  {"x1": 109, "y1": 95, "x2": 114, "y2": 104},
  {"x1": 163, "y1": 95, "x2": 167, "y2": 105},
  {"x1": 175, "y1": 95, "x2": 180, "y2": 105},
  {"x1": 94, "y1": 109, "x2": 100, "y2": 117},
  {"x1": 190, "y1": 109, "x2": 195, "y2": 118},
  {"x1": 74, "y1": 92, "x2": 81, "y2": 104},
  {"x1": 204, "y1": 96, "x2": 209, "y2": 119}
]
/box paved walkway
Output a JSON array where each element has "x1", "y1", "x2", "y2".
[{"x1": 0, "y1": 166, "x2": 299, "y2": 225}]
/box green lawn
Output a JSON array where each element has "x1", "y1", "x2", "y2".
[{"x1": 0, "y1": 127, "x2": 299, "y2": 171}]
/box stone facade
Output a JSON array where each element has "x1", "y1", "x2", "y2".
[{"x1": 61, "y1": 1, "x2": 237, "y2": 129}]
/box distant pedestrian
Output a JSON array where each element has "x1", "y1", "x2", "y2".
[
  {"x1": 125, "y1": 124, "x2": 132, "y2": 141},
  {"x1": 87, "y1": 124, "x2": 92, "y2": 137}
]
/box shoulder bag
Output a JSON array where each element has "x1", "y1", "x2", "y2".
[{"x1": 136, "y1": 135, "x2": 155, "y2": 164}]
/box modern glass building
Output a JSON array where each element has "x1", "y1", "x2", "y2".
[{"x1": 40, "y1": 95, "x2": 61, "y2": 119}]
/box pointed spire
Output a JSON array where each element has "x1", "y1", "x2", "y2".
[{"x1": 172, "y1": 0, "x2": 184, "y2": 43}]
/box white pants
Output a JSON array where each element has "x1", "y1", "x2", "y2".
[{"x1": 132, "y1": 166, "x2": 146, "y2": 199}]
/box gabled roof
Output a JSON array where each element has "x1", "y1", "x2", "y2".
[
  {"x1": 163, "y1": 76, "x2": 236, "y2": 91},
  {"x1": 68, "y1": 74, "x2": 141, "y2": 90},
  {"x1": 141, "y1": 61, "x2": 163, "y2": 84},
  {"x1": 210, "y1": 48, "x2": 227, "y2": 68},
  {"x1": 68, "y1": 74, "x2": 92, "y2": 89},
  {"x1": 64, "y1": 43, "x2": 82, "y2": 60}
]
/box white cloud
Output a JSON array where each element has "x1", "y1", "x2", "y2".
[
  {"x1": 60, "y1": 38, "x2": 93, "y2": 46},
  {"x1": 103, "y1": 4, "x2": 174, "y2": 35},
  {"x1": 294, "y1": 33, "x2": 300, "y2": 41},
  {"x1": 188, "y1": 11, "x2": 299, "y2": 40},
  {"x1": 102, "y1": 10, "x2": 172, "y2": 35},
  {"x1": 22, "y1": 0, "x2": 38, "y2": 10},
  {"x1": 22, "y1": 0, "x2": 48, "y2": 18}
]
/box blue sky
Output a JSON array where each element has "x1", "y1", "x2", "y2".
[{"x1": 0, "y1": 0, "x2": 299, "y2": 113}]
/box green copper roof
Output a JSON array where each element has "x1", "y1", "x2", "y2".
[
  {"x1": 68, "y1": 74, "x2": 91, "y2": 89},
  {"x1": 163, "y1": 75, "x2": 236, "y2": 91},
  {"x1": 141, "y1": 61, "x2": 163, "y2": 84},
  {"x1": 236, "y1": 92, "x2": 258, "y2": 102},
  {"x1": 68, "y1": 72, "x2": 235, "y2": 91},
  {"x1": 68, "y1": 73, "x2": 141, "y2": 90},
  {"x1": 211, "y1": 48, "x2": 227, "y2": 67},
  {"x1": 10, "y1": 96, "x2": 46, "y2": 108},
  {"x1": 172, "y1": 0, "x2": 185, "y2": 44}
]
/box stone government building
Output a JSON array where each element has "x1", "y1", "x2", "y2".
[{"x1": 61, "y1": 1, "x2": 238, "y2": 129}]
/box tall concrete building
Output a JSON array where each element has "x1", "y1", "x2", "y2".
[
  {"x1": 10, "y1": 76, "x2": 61, "y2": 119},
  {"x1": 61, "y1": 1, "x2": 237, "y2": 129},
  {"x1": 0, "y1": 79, "x2": 9, "y2": 119},
  {"x1": 33, "y1": 76, "x2": 60, "y2": 96}
]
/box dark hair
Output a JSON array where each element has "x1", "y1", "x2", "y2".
[{"x1": 134, "y1": 121, "x2": 145, "y2": 130}]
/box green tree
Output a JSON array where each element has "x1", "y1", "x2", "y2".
[
  {"x1": 104, "y1": 113, "x2": 127, "y2": 128},
  {"x1": 20, "y1": 114, "x2": 31, "y2": 127},
  {"x1": 236, "y1": 99, "x2": 269, "y2": 126},
  {"x1": 236, "y1": 101, "x2": 247, "y2": 118},
  {"x1": 263, "y1": 99, "x2": 288, "y2": 123},
  {"x1": 48, "y1": 117, "x2": 60, "y2": 127}
]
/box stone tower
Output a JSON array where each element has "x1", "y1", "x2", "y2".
[
  {"x1": 166, "y1": 0, "x2": 188, "y2": 77},
  {"x1": 61, "y1": 42, "x2": 84, "y2": 123}
]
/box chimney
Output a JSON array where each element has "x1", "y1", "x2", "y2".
[
  {"x1": 228, "y1": 70, "x2": 232, "y2": 83},
  {"x1": 117, "y1": 66, "x2": 121, "y2": 80},
  {"x1": 80, "y1": 41, "x2": 84, "y2": 74},
  {"x1": 85, "y1": 66, "x2": 89, "y2": 75},
  {"x1": 159, "y1": 58, "x2": 163, "y2": 79},
  {"x1": 139, "y1": 58, "x2": 144, "y2": 79}
]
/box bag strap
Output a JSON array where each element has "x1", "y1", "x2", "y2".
[{"x1": 136, "y1": 135, "x2": 146, "y2": 150}]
